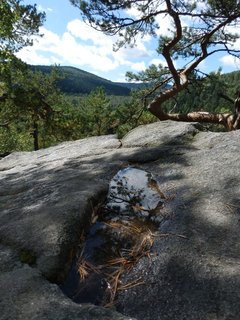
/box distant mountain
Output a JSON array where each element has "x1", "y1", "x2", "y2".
[
  {"x1": 30, "y1": 65, "x2": 132, "y2": 96},
  {"x1": 115, "y1": 82, "x2": 148, "y2": 90}
]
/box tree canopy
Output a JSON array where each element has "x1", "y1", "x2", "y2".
[
  {"x1": 0, "y1": 0, "x2": 46, "y2": 100},
  {"x1": 0, "y1": 0, "x2": 58, "y2": 152},
  {"x1": 70, "y1": 0, "x2": 240, "y2": 130},
  {"x1": 0, "y1": 0, "x2": 45, "y2": 61}
]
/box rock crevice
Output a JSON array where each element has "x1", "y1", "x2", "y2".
[{"x1": 0, "y1": 121, "x2": 240, "y2": 320}]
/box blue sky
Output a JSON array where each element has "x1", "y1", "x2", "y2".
[{"x1": 18, "y1": 0, "x2": 240, "y2": 82}]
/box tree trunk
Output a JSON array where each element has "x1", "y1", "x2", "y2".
[
  {"x1": 32, "y1": 121, "x2": 39, "y2": 151},
  {"x1": 148, "y1": 96, "x2": 240, "y2": 131},
  {"x1": 233, "y1": 114, "x2": 240, "y2": 130}
]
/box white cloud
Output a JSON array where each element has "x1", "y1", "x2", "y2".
[
  {"x1": 131, "y1": 61, "x2": 146, "y2": 71},
  {"x1": 155, "y1": 14, "x2": 173, "y2": 37},
  {"x1": 67, "y1": 19, "x2": 113, "y2": 49},
  {"x1": 232, "y1": 37, "x2": 240, "y2": 51},
  {"x1": 16, "y1": 26, "x2": 118, "y2": 72},
  {"x1": 114, "y1": 72, "x2": 129, "y2": 82},
  {"x1": 17, "y1": 48, "x2": 57, "y2": 65},
  {"x1": 38, "y1": 5, "x2": 53, "y2": 12},
  {"x1": 16, "y1": 19, "x2": 153, "y2": 75},
  {"x1": 219, "y1": 55, "x2": 240, "y2": 68},
  {"x1": 150, "y1": 58, "x2": 167, "y2": 67},
  {"x1": 126, "y1": 6, "x2": 141, "y2": 19},
  {"x1": 117, "y1": 45, "x2": 149, "y2": 60}
]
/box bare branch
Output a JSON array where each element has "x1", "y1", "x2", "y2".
[
  {"x1": 218, "y1": 93, "x2": 234, "y2": 104},
  {"x1": 162, "y1": 0, "x2": 182, "y2": 87}
]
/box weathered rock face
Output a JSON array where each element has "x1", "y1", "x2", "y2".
[{"x1": 0, "y1": 121, "x2": 240, "y2": 320}]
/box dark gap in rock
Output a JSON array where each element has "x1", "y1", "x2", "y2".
[
  {"x1": 59, "y1": 167, "x2": 166, "y2": 306},
  {"x1": 19, "y1": 249, "x2": 37, "y2": 266}
]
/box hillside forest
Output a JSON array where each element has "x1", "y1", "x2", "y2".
[
  {"x1": 0, "y1": 63, "x2": 240, "y2": 155},
  {"x1": 2, "y1": 0, "x2": 240, "y2": 154}
]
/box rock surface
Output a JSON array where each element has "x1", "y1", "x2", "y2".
[{"x1": 0, "y1": 121, "x2": 240, "y2": 320}]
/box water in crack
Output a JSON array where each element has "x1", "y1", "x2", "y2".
[
  {"x1": 105, "y1": 167, "x2": 165, "y2": 218},
  {"x1": 60, "y1": 167, "x2": 166, "y2": 306}
]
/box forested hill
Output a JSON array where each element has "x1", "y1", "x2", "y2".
[
  {"x1": 30, "y1": 65, "x2": 132, "y2": 96},
  {"x1": 31, "y1": 65, "x2": 240, "y2": 104}
]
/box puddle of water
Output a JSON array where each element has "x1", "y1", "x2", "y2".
[
  {"x1": 60, "y1": 167, "x2": 166, "y2": 306},
  {"x1": 105, "y1": 167, "x2": 165, "y2": 218}
]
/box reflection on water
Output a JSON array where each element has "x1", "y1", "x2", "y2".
[
  {"x1": 105, "y1": 167, "x2": 165, "y2": 218},
  {"x1": 60, "y1": 167, "x2": 166, "y2": 306}
]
